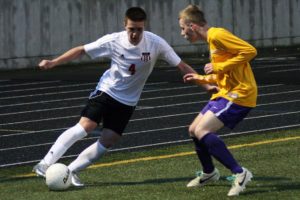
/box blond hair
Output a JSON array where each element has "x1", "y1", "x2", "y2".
[{"x1": 179, "y1": 5, "x2": 207, "y2": 26}]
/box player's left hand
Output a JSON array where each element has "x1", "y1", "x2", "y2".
[
  {"x1": 205, "y1": 84, "x2": 219, "y2": 94},
  {"x1": 183, "y1": 73, "x2": 198, "y2": 83}
]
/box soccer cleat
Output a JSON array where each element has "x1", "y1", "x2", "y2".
[
  {"x1": 187, "y1": 168, "x2": 220, "y2": 187},
  {"x1": 32, "y1": 161, "x2": 49, "y2": 178},
  {"x1": 71, "y1": 172, "x2": 85, "y2": 187},
  {"x1": 227, "y1": 168, "x2": 253, "y2": 196}
]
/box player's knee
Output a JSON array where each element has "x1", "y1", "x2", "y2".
[
  {"x1": 188, "y1": 125, "x2": 196, "y2": 137},
  {"x1": 194, "y1": 126, "x2": 209, "y2": 140},
  {"x1": 99, "y1": 129, "x2": 121, "y2": 148},
  {"x1": 79, "y1": 117, "x2": 97, "y2": 133},
  {"x1": 99, "y1": 140, "x2": 114, "y2": 149}
]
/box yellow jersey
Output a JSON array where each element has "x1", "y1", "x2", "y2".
[{"x1": 196, "y1": 27, "x2": 257, "y2": 108}]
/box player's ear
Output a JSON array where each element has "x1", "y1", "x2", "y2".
[
  {"x1": 190, "y1": 23, "x2": 201, "y2": 32},
  {"x1": 190, "y1": 23, "x2": 196, "y2": 31}
]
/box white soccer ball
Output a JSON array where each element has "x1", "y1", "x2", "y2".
[{"x1": 45, "y1": 163, "x2": 72, "y2": 191}]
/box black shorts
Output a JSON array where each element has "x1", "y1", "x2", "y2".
[{"x1": 81, "y1": 91, "x2": 135, "y2": 135}]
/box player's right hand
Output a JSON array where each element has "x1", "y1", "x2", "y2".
[
  {"x1": 38, "y1": 60, "x2": 56, "y2": 70},
  {"x1": 204, "y1": 63, "x2": 214, "y2": 74}
]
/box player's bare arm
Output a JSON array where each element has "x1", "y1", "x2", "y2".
[
  {"x1": 184, "y1": 73, "x2": 219, "y2": 94},
  {"x1": 39, "y1": 46, "x2": 85, "y2": 70},
  {"x1": 177, "y1": 61, "x2": 197, "y2": 75},
  {"x1": 178, "y1": 61, "x2": 218, "y2": 93}
]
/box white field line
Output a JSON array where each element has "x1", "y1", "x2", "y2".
[
  {"x1": 0, "y1": 87, "x2": 299, "y2": 119},
  {"x1": 0, "y1": 82, "x2": 96, "y2": 94},
  {"x1": 112, "y1": 123, "x2": 300, "y2": 150},
  {"x1": 270, "y1": 68, "x2": 300, "y2": 73},
  {"x1": 1, "y1": 123, "x2": 300, "y2": 168},
  {"x1": 0, "y1": 83, "x2": 282, "y2": 108},
  {"x1": 0, "y1": 100, "x2": 205, "y2": 126},
  {"x1": 0, "y1": 92, "x2": 206, "y2": 116},
  {"x1": 222, "y1": 124, "x2": 300, "y2": 137},
  {"x1": 1, "y1": 109, "x2": 300, "y2": 151},
  {"x1": 0, "y1": 105, "x2": 84, "y2": 117},
  {"x1": 0, "y1": 81, "x2": 168, "y2": 94},
  {"x1": 0, "y1": 82, "x2": 169, "y2": 108},
  {"x1": 0, "y1": 82, "x2": 282, "y2": 105},
  {"x1": 0, "y1": 88, "x2": 91, "y2": 100},
  {"x1": 1, "y1": 90, "x2": 300, "y2": 126},
  {"x1": 0, "y1": 83, "x2": 285, "y2": 114},
  {"x1": 124, "y1": 110, "x2": 300, "y2": 136},
  {"x1": 251, "y1": 63, "x2": 299, "y2": 69},
  {"x1": 0, "y1": 127, "x2": 67, "y2": 138},
  {"x1": 0, "y1": 96, "x2": 87, "y2": 108},
  {"x1": 165, "y1": 63, "x2": 299, "y2": 72},
  {"x1": 0, "y1": 80, "x2": 61, "y2": 88},
  {"x1": 0, "y1": 91, "x2": 198, "y2": 109},
  {"x1": 256, "y1": 84, "x2": 283, "y2": 88},
  {"x1": 258, "y1": 89, "x2": 300, "y2": 97},
  {"x1": 2, "y1": 98, "x2": 299, "y2": 138},
  {"x1": 0, "y1": 85, "x2": 195, "y2": 100}
]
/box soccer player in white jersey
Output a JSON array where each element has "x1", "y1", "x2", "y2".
[{"x1": 33, "y1": 7, "x2": 215, "y2": 186}]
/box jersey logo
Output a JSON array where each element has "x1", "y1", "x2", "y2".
[
  {"x1": 227, "y1": 92, "x2": 239, "y2": 99},
  {"x1": 141, "y1": 52, "x2": 151, "y2": 62}
]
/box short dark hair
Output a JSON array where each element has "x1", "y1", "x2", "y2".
[{"x1": 125, "y1": 7, "x2": 147, "y2": 22}]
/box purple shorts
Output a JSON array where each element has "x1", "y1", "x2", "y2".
[{"x1": 201, "y1": 97, "x2": 252, "y2": 129}]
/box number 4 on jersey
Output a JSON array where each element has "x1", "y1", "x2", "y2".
[{"x1": 128, "y1": 64, "x2": 136, "y2": 75}]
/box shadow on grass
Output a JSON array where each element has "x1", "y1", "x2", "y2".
[
  {"x1": 86, "y1": 176, "x2": 232, "y2": 187},
  {"x1": 2, "y1": 174, "x2": 299, "y2": 196},
  {"x1": 86, "y1": 175, "x2": 300, "y2": 196},
  {"x1": 0, "y1": 175, "x2": 36, "y2": 183},
  {"x1": 243, "y1": 182, "x2": 300, "y2": 196},
  {"x1": 236, "y1": 176, "x2": 300, "y2": 196},
  {"x1": 0, "y1": 176, "x2": 85, "y2": 192},
  {"x1": 87, "y1": 176, "x2": 191, "y2": 187}
]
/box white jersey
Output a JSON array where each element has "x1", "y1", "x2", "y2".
[{"x1": 84, "y1": 31, "x2": 181, "y2": 106}]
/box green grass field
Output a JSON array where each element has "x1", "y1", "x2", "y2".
[{"x1": 1, "y1": 129, "x2": 299, "y2": 200}]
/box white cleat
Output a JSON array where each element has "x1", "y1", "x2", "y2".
[
  {"x1": 227, "y1": 168, "x2": 253, "y2": 196},
  {"x1": 32, "y1": 161, "x2": 49, "y2": 178},
  {"x1": 71, "y1": 172, "x2": 85, "y2": 187},
  {"x1": 187, "y1": 168, "x2": 220, "y2": 187}
]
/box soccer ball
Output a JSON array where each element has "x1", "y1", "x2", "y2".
[{"x1": 45, "y1": 163, "x2": 72, "y2": 190}]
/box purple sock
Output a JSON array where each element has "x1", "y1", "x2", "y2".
[
  {"x1": 192, "y1": 137, "x2": 215, "y2": 173},
  {"x1": 201, "y1": 133, "x2": 243, "y2": 174}
]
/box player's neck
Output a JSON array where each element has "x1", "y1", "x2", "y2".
[{"x1": 198, "y1": 25, "x2": 209, "y2": 41}]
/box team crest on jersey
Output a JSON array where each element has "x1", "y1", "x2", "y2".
[{"x1": 141, "y1": 52, "x2": 151, "y2": 62}]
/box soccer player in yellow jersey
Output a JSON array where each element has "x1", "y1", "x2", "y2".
[{"x1": 178, "y1": 5, "x2": 257, "y2": 196}]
